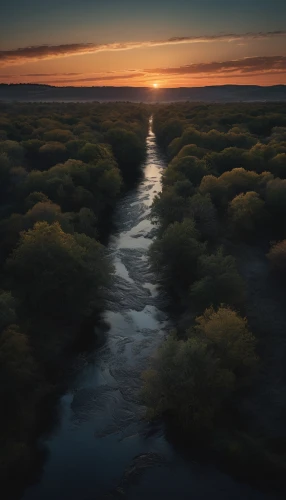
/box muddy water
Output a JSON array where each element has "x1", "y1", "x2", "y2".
[{"x1": 22, "y1": 120, "x2": 276, "y2": 500}]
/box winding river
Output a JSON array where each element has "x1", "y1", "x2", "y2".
[{"x1": 22, "y1": 120, "x2": 278, "y2": 500}]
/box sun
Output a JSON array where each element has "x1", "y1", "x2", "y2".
[{"x1": 153, "y1": 83, "x2": 158, "y2": 88}]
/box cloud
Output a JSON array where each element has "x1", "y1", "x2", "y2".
[
  {"x1": 145, "y1": 56, "x2": 286, "y2": 76},
  {"x1": 36, "y1": 73, "x2": 145, "y2": 84},
  {"x1": 22, "y1": 72, "x2": 82, "y2": 77},
  {"x1": 1, "y1": 31, "x2": 286, "y2": 67},
  {"x1": 2, "y1": 56, "x2": 286, "y2": 87}
]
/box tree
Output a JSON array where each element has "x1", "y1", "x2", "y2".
[
  {"x1": 267, "y1": 240, "x2": 286, "y2": 275},
  {"x1": 0, "y1": 291, "x2": 17, "y2": 332},
  {"x1": 142, "y1": 334, "x2": 235, "y2": 432},
  {"x1": 149, "y1": 219, "x2": 206, "y2": 291},
  {"x1": 163, "y1": 156, "x2": 208, "y2": 187},
  {"x1": 0, "y1": 325, "x2": 36, "y2": 470},
  {"x1": 78, "y1": 143, "x2": 112, "y2": 163},
  {"x1": 43, "y1": 129, "x2": 74, "y2": 143},
  {"x1": 24, "y1": 191, "x2": 50, "y2": 210},
  {"x1": 177, "y1": 144, "x2": 207, "y2": 159},
  {"x1": 199, "y1": 174, "x2": 228, "y2": 209},
  {"x1": 70, "y1": 207, "x2": 97, "y2": 238},
  {"x1": 0, "y1": 140, "x2": 24, "y2": 167},
  {"x1": 39, "y1": 142, "x2": 69, "y2": 170},
  {"x1": 151, "y1": 188, "x2": 192, "y2": 229},
  {"x1": 269, "y1": 154, "x2": 286, "y2": 178},
  {"x1": 0, "y1": 153, "x2": 12, "y2": 197},
  {"x1": 205, "y1": 148, "x2": 246, "y2": 175},
  {"x1": 194, "y1": 306, "x2": 257, "y2": 376},
  {"x1": 24, "y1": 201, "x2": 73, "y2": 233},
  {"x1": 190, "y1": 248, "x2": 244, "y2": 310},
  {"x1": 228, "y1": 191, "x2": 266, "y2": 237},
  {"x1": 188, "y1": 193, "x2": 218, "y2": 240},
  {"x1": 6, "y1": 222, "x2": 112, "y2": 319},
  {"x1": 106, "y1": 128, "x2": 145, "y2": 176}
]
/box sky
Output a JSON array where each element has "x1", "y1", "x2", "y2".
[{"x1": 1, "y1": 0, "x2": 286, "y2": 87}]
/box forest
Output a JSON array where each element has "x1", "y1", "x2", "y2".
[
  {"x1": 0, "y1": 102, "x2": 149, "y2": 482},
  {"x1": 2, "y1": 100, "x2": 286, "y2": 496},
  {"x1": 143, "y1": 102, "x2": 286, "y2": 491}
]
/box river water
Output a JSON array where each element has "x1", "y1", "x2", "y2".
[{"x1": 22, "y1": 120, "x2": 277, "y2": 500}]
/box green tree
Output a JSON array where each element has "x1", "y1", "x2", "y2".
[
  {"x1": 228, "y1": 191, "x2": 266, "y2": 237},
  {"x1": 39, "y1": 142, "x2": 69, "y2": 170},
  {"x1": 267, "y1": 240, "x2": 286, "y2": 275},
  {"x1": 6, "y1": 221, "x2": 112, "y2": 319},
  {"x1": 0, "y1": 325, "x2": 36, "y2": 471},
  {"x1": 269, "y1": 154, "x2": 286, "y2": 178},
  {"x1": 142, "y1": 334, "x2": 235, "y2": 432},
  {"x1": 106, "y1": 128, "x2": 145, "y2": 177},
  {"x1": 194, "y1": 306, "x2": 257, "y2": 376},
  {"x1": 149, "y1": 219, "x2": 206, "y2": 291},
  {"x1": 0, "y1": 291, "x2": 17, "y2": 331},
  {"x1": 190, "y1": 249, "x2": 244, "y2": 310},
  {"x1": 163, "y1": 156, "x2": 208, "y2": 187},
  {"x1": 0, "y1": 140, "x2": 24, "y2": 167}
]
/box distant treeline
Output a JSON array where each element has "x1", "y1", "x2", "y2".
[
  {"x1": 1, "y1": 83, "x2": 286, "y2": 102},
  {"x1": 143, "y1": 102, "x2": 286, "y2": 491},
  {"x1": 0, "y1": 102, "x2": 149, "y2": 481}
]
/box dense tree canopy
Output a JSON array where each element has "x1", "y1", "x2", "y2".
[{"x1": 0, "y1": 102, "x2": 149, "y2": 477}]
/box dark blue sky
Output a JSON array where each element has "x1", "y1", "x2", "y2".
[{"x1": 2, "y1": 0, "x2": 286, "y2": 48}]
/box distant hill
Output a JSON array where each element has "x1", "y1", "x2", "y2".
[{"x1": 0, "y1": 83, "x2": 286, "y2": 102}]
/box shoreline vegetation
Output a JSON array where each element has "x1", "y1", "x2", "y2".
[
  {"x1": 143, "y1": 102, "x2": 286, "y2": 494},
  {"x1": 0, "y1": 102, "x2": 149, "y2": 491}
]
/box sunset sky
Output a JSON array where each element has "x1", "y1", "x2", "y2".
[{"x1": 1, "y1": 0, "x2": 286, "y2": 87}]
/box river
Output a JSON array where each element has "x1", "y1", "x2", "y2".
[{"x1": 22, "y1": 119, "x2": 278, "y2": 500}]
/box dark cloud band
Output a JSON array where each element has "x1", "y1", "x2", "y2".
[{"x1": 1, "y1": 31, "x2": 286, "y2": 67}]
